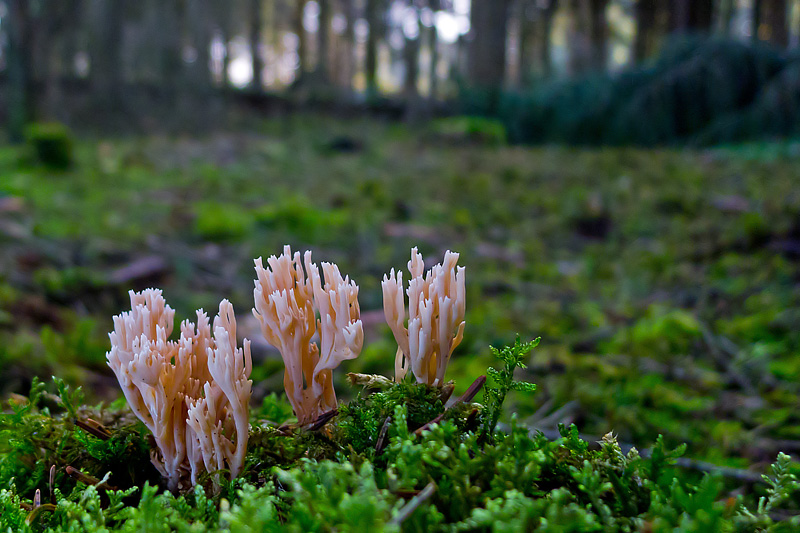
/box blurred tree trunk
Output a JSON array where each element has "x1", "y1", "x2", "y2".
[
  {"x1": 428, "y1": 16, "x2": 439, "y2": 97},
  {"x1": 338, "y1": 0, "x2": 356, "y2": 90},
  {"x1": 755, "y1": 0, "x2": 788, "y2": 46},
  {"x1": 588, "y1": 0, "x2": 608, "y2": 71},
  {"x1": 41, "y1": 0, "x2": 74, "y2": 120},
  {"x1": 403, "y1": 7, "x2": 420, "y2": 97},
  {"x1": 315, "y1": 0, "x2": 331, "y2": 81},
  {"x1": 426, "y1": 0, "x2": 440, "y2": 97},
  {"x1": 365, "y1": 0, "x2": 381, "y2": 97},
  {"x1": 468, "y1": 0, "x2": 511, "y2": 87},
  {"x1": 6, "y1": 0, "x2": 33, "y2": 141},
  {"x1": 633, "y1": 0, "x2": 657, "y2": 62},
  {"x1": 250, "y1": 0, "x2": 264, "y2": 89},
  {"x1": 295, "y1": 0, "x2": 308, "y2": 80},
  {"x1": 567, "y1": 0, "x2": 591, "y2": 74},
  {"x1": 752, "y1": 0, "x2": 762, "y2": 40},
  {"x1": 716, "y1": 0, "x2": 735, "y2": 35},
  {"x1": 538, "y1": 0, "x2": 558, "y2": 76},
  {"x1": 93, "y1": 0, "x2": 125, "y2": 112},
  {"x1": 669, "y1": 0, "x2": 713, "y2": 32},
  {"x1": 516, "y1": 0, "x2": 533, "y2": 86}
]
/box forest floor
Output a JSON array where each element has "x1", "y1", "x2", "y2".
[{"x1": 1, "y1": 114, "x2": 799, "y2": 474}]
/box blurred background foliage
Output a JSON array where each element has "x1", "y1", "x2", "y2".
[{"x1": 1, "y1": 0, "x2": 800, "y2": 476}]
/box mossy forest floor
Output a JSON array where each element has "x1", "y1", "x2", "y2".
[{"x1": 1, "y1": 115, "x2": 800, "y2": 529}]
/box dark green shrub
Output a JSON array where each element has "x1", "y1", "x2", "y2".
[{"x1": 24, "y1": 122, "x2": 74, "y2": 170}]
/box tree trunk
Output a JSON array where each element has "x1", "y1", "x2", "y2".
[
  {"x1": 567, "y1": 0, "x2": 591, "y2": 75},
  {"x1": 295, "y1": 0, "x2": 308, "y2": 80},
  {"x1": 403, "y1": 8, "x2": 420, "y2": 98},
  {"x1": 516, "y1": 0, "x2": 533, "y2": 86},
  {"x1": 716, "y1": 0, "x2": 735, "y2": 35},
  {"x1": 539, "y1": 0, "x2": 558, "y2": 76},
  {"x1": 250, "y1": 0, "x2": 264, "y2": 89},
  {"x1": 428, "y1": 19, "x2": 439, "y2": 98},
  {"x1": 315, "y1": 0, "x2": 330, "y2": 81},
  {"x1": 365, "y1": 0, "x2": 380, "y2": 97},
  {"x1": 6, "y1": 0, "x2": 33, "y2": 141},
  {"x1": 750, "y1": 0, "x2": 769, "y2": 40},
  {"x1": 588, "y1": 0, "x2": 608, "y2": 71},
  {"x1": 669, "y1": 0, "x2": 713, "y2": 32},
  {"x1": 756, "y1": 0, "x2": 788, "y2": 47},
  {"x1": 92, "y1": 0, "x2": 125, "y2": 113},
  {"x1": 633, "y1": 0, "x2": 657, "y2": 62},
  {"x1": 468, "y1": 0, "x2": 511, "y2": 88}
]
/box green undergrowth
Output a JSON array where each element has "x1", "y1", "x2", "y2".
[{"x1": 2, "y1": 341, "x2": 800, "y2": 531}]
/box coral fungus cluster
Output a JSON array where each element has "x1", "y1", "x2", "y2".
[
  {"x1": 252, "y1": 246, "x2": 364, "y2": 424},
  {"x1": 382, "y1": 247, "x2": 466, "y2": 386},
  {"x1": 106, "y1": 290, "x2": 252, "y2": 491},
  {"x1": 107, "y1": 246, "x2": 465, "y2": 489}
]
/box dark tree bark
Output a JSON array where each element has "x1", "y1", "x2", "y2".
[
  {"x1": 755, "y1": 0, "x2": 788, "y2": 47},
  {"x1": 92, "y1": 0, "x2": 125, "y2": 113},
  {"x1": 588, "y1": 0, "x2": 608, "y2": 71},
  {"x1": 669, "y1": 0, "x2": 713, "y2": 32},
  {"x1": 428, "y1": 17, "x2": 439, "y2": 97},
  {"x1": 315, "y1": 0, "x2": 331, "y2": 81},
  {"x1": 427, "y1": 0, "x2": 440, "y2": 97},
  {"x1": 567, "y1": 0, "x2": 591, "y2": 74},
  {"x1": 250, "y1": 0, "x2": 264, "y2": 89},
  {"x1": 633, "y1": 0, "x2": 657, "y2": 62},
  {"x1": 468, "y1": 0, "x2": 511, "y2": 87},
  {"x1": 752, "y1": 0, "x2": 763, "y2": 40},
  {"x1": 403, "y1": 7, "x2": 420, "y2": 97},
  {"x1": 6, "y1": 0, "x2": 34, "y2": 141},
  {"x1": 337, "y1": 0, "x2": 356, "y2": 89},
  {"x1": 295, "y1": 0, "x2": 308, "y2": 79},
  {"x1": 515, "y1": 0, "x2": 533, "y2": 85},
  {"x1": 716, "y1": 0, "x2": 735, "y2": 35},
  {"x1": 538, "y1": 0, "x2": 558, "y2": 76},
  {"x1": 365, "y1": 0, "x2": 381, "y2": 97}
]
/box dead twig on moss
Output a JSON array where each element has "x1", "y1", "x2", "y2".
[
  {"x1": 74, "y1": 418, "x2": 112, "y2": 440},
  {"x1": 65, "y1": 465, "x2": 117, "y2": 491},
  {"x1": 390, "y1": 482, "x2": 437, "y2": 526},
  {"x1": 415, "y1": 375, "x2": 486, "y2": 436}
]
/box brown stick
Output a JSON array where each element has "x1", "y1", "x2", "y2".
[
  {"x1": 65, "y1": 466, "x2": 117, "y2": 491},
  {"x1": 375, "y1": 416, "x2": 392, "y2": 455},
  {"x1": 415, "y1": 375, "x2": 486, "y2": 436},
  {"x1": 307, "y1": 408, "x2": 339, "y2": 432},
  {"x1": 389, "y1": 482, "x2": 437, "y2": 526},
  {"x1": 74, "y1": 418, "x2": 112, "y2": 441},
  {"x1": 49, "y1": 465, "x2": 56, "y2": 505}
]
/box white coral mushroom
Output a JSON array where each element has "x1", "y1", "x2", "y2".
[
  {"x1": 107, "y1": 290, "x2": 252, "y2": 492},
  {"x1": 382, "y1": 248, "x2": 466, "y2": 386},
  {"x1": 253, "y1": 246, "x2": 363, "y2": 424}
]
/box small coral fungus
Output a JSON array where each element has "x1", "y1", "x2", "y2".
[
  {"x1": 382, "y1": 248, "x2": 466, "y2": 386},
  {"x1": 106, "y1": 289, "x2": 252, "y2": 491},
  {"x1": 253, "y1": 246, "x2": 363, "y2": 424}
]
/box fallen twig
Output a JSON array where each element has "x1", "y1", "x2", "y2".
[
  {"x1": 389, "y1": 482, "x2": 437, "y2": 526},
  {"x1": 306, "y1": 408, "x2": 339, "y2": 432},
  {"x1": 65, "y1": 466, "x2": 117, "y2": 491},
  {"x1": 75, "y1": 418, "x2": 112, "y2": 440},
  {"x1": 415, "y1": 376, "x2": 486, "y2": 436},
  {"x1": 375, "y1": 417, "x2": 392, "y2": 455}
]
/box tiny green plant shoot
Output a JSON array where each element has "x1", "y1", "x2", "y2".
[{"x1": 481, "y1": 335, "x2": 539, "y2": 440}]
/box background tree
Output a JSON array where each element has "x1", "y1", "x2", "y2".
[
  {"x1": 468, "y1": 0, "x2": 511, "y2": 88},
  {"x1": 754, "y1": 0, "x2": 789, "y2": 47}
]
